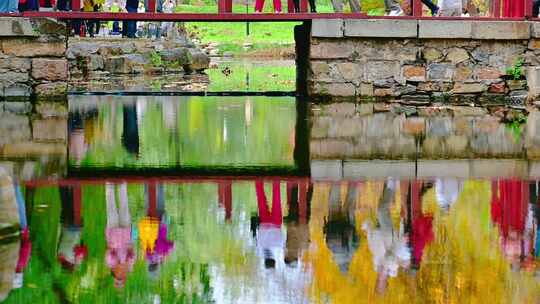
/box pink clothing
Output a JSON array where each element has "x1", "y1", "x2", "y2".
[
  {"x1": 106, "y1": 247, "x2": 135, "y2": 270},
  {"x1": 16, "y1": 228, "x2": 31, "y2": 273},
  {"x1": 155, "y1": 224, "x2": 174, "y2": 256},
  {"x1": 106, "y1": 227, "x2": 135, "y2": 269},
  {"x1": 254, "y1": 0, "x2": 282, "y2": 12},
  {"x1": 146, "y1": 224, "x2": 174, "y2": 265},
  {"x1": 106, "y1": 227, "x2": 131, "y2": 249}
]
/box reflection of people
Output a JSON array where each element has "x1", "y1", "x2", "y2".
[
  {"x1": 122, "y1": 103, "x2": 140, "y2": 156},
  {"x1": 284, "y1": 181, "x2": 312, "y2": 267},
  {"x1": 530, "y1": 182, "x2": 540, "y2": 259},
  {"x1": 105, "y1": 183, "x2": 135, "y2": 288},
  {"x1": 363, "y1": 180, "x2": 410, "y2": 293},
  {"x1": 401, "y1": 180, "x2": 434, "y2": 268},
  {"x1": 69, "y1": 112, "x2": 88, "y2": 166},
  {"x1": 435, "y1": 178, "x2": 463, "y2": 212},
  {"x1": 253, "y1": 180, "x2": 284, "y2": 269},
  {"x1": 324, "y1": 182, "x2": 359, "y2": 273},
  {"x1": 139, "y1": 182, "x2": 174, "y2": 279},
  {"x1": 218, "y1": 181, "x2": 232, "y2": 221},
  {"x1": 491, "y1": 180, "x2": 531, "y2": 270},
  {"x1": 57, "y1": 185, "x2": 88, "y2": 270},
  {"x1": 14, "y1": 182, "x2": 31, "y2": 289}
]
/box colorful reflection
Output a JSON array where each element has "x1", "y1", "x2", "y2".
[
  {"x1": 1, "y1": 174, "x2": 540, "y2": 303},
  {"x1": 68, "y1": 95, "x2": 299, "y2": 170}
]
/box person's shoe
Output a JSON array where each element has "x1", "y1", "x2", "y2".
[
  {"x1": 388, "y1": 7, "x2": 404, "y2": 16},
  {"x1": 310, "y1": 8, "x2": 317, "y2": 13},
  {"x1": 431, "y1": 6, "x2": 439, "y2": 16}
]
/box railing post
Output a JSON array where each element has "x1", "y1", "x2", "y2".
[
  {"x1": 72, "y1": 0, "x2": 81, "y2": 11},
  {"x1": 218, "y1": 0, "x2": 233, "y2": 13},
  {"x1": 412, "y1": 0, "x2": 422, "y2": 16}
]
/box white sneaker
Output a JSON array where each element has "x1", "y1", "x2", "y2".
[{"x1": 388, "y1": 7, "x2": 404, "y2": 16}]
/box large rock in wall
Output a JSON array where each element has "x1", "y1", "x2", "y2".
[
  {"x1": 0, "y1": 17, "x2": 67, "y2": 100},
  {"x1": 308, "y1": 20, "x2": 540, "y2": 104}
]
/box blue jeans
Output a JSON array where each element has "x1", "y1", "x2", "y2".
[{"x1": 123, "y1": 6, "x2": 138, "y2": 38}]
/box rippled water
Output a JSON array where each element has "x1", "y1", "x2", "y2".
[{"x1": 1, "y1": 95, "x2": 539, "y2": 304}]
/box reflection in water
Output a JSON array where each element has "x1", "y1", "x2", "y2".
[
  {"x1": 2, "y1": 95, "x2": 540, "y2": 302},
  {"x1": 68, "y1": 95, "x2": 300, "y2": 171},
  {"x1": 0, "y1": 176, "x2": 539, "y2": 303}
]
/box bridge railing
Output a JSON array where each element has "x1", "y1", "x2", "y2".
[{"x1": 4, "y1": 0, "x2": 538, "y2": 19}]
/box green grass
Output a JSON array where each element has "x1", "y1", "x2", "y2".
[
  {"x1": 207, "y1": 61, "x2": 295, "y2": 91},
  {"x1": 175, "y1": 1, "x2": 386, "y2": 55}
]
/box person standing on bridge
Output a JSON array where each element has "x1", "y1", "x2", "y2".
[
  {"x1": 19, "y1": 0, "x2": 40, "y2": 12},
  {"x1": 0, "y1": 0, "x2": 19, "y2": 12},
  {"x1": 39, "y1": 0, "x2": 56, "y2": 9},
  {"x1": 56, "y1": 0, "x2": 69, "y2": 11},
  {"x1": 331, "y1": 0, "x2": 403, "y2": 16},
  {"x1": 123, "y1": 0, "x2": 139, "y2": 38},
  {"x1": 254, "y1": 0, "x2": 282, "y2": 13}
]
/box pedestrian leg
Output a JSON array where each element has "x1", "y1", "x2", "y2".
[
  {"x1": 118, "y1": 183, "x2": 131, "y2": 228},
  {"x1": 331, "y1": 0, "x2": 344, "y2": 12},
  {"x1": 106, "y1": 183, "x2": 119, "y2": 229},
  {"x1": 349, "y1": 0, "x2": 361, "y2": 12}
]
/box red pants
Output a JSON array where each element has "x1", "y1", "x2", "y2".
[
  {"x1": 255, "y1": 180, "x2": 282, "y2": 225},
  {"x1": 254, "y1": 0, "x2": 282, "y2": 12}
]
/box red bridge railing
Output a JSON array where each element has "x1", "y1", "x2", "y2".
[{"x1": 1, "y1": 0, "x2": 536, "y2": 21}]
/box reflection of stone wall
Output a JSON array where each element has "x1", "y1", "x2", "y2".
[
  {"x1": 310, "y1": 102, "x2": 540, "y2": 159},
  {"x1": 0, "y1": 18, "x2": 68, "y2": 99},
  {"x1": 309, "y1": 20, "x2": 540, "y2": 102},
  {"x1": 0, "y1": 101, "x2": 67, "y2": 181}
]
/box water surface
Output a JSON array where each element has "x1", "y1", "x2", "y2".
[{"x1": 1, "y1": 95, "x2": 539, "y2": 304}]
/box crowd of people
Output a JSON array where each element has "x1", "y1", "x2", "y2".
[{"x1": 0, "y1": 0, "x2": 538, "y2": 20}]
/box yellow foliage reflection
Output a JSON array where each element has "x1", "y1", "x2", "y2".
[{"x1": 305, "y1": 180, "x2": 540, "y2": 304}]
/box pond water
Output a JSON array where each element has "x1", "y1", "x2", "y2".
[{"x1": 1, "y1": 94, "x2": 540, "y2": 303}]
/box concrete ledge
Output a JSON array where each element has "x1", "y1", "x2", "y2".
[
  {"x1": 470, "y1": 159, "x2": 528, "y2": 177},
  {"x1": 417, "y1": 160, "x2": 470, "y2": 178},
  {"x1": 528, "y1": 161, "x2": 540, "y2": 177},
  {"x1": 344, "y1": 19, "x2": 417, "y2": 38},
  {"x1": 311, "y1": 159, "x2": 539, "y2": 179},
  {"x1": 311, "y1": 160, "x2": 343, "y2": 181},
  {"x1": 343, "y1": 160, "x2": 415, "y2": 179},
  {"x1": 418, "y1": 20, "x2": 472, "y2": 39},
  {"x1": 312, "y1": 19, "x2": 344, "y2": 38},
  {"x1": 0, "y1": 18, "x2": 38, "y2": 37},
  {"x1": 531, "y1": 22, "x2": 540, "y2": 38},
  {"x1": 471, "y1": 21, "x2": 530, "y2": 40}
]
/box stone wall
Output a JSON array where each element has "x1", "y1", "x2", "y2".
[
  {"x1": 310, "y1": 102, "x2": 540, "y2": 160},
  {"x1": 0, "y1": 18, "x2": 68, "y2": 100},
  {"x1": 309, "y1": 20, "x2": 540, "y2": 103},
  {"x1": 0, "y1": 99, "x2": 67, "y2": 181},
  {"x1": 68, "y1": 38, "x2": 210, "y2": 91}
]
